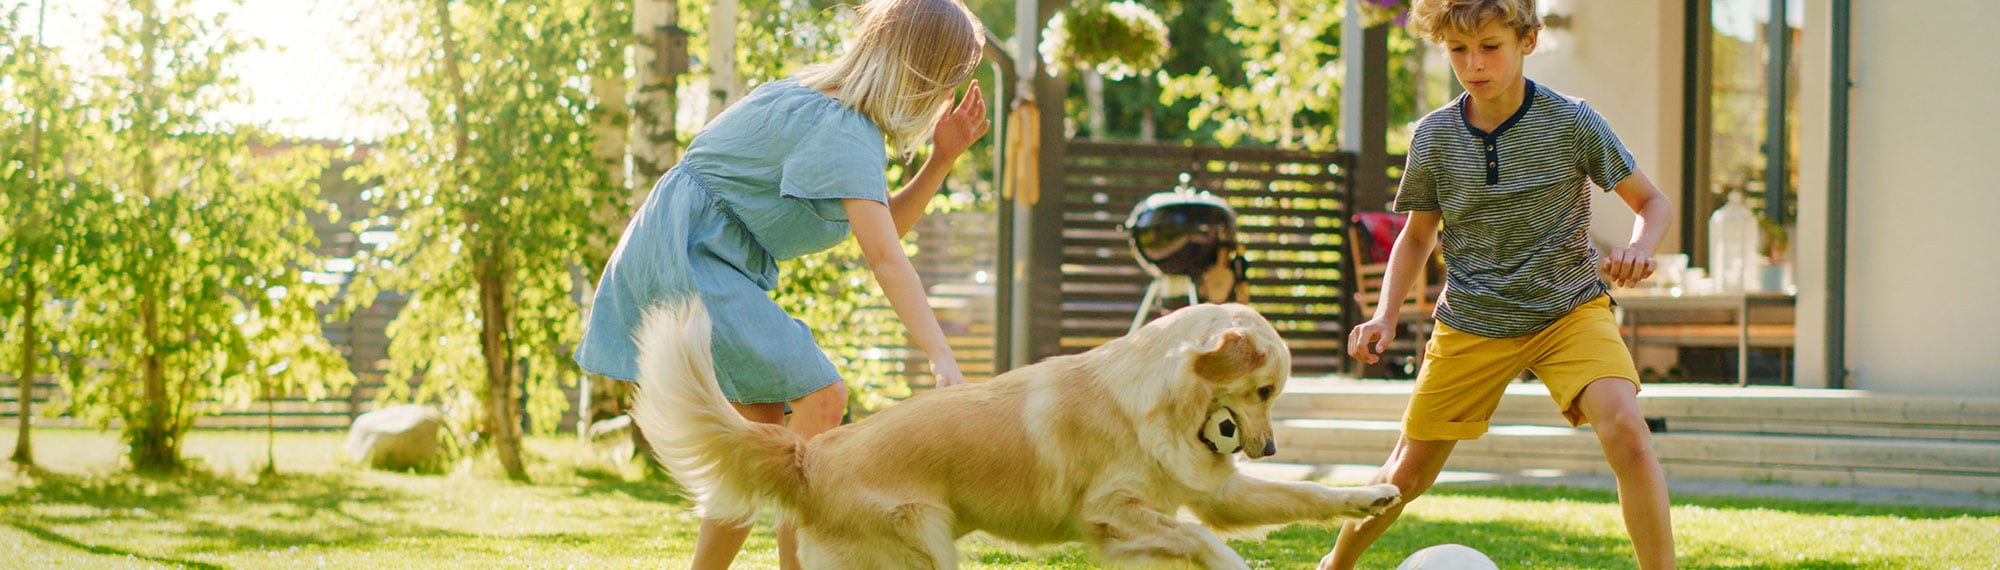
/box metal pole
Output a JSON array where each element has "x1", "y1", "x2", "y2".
[
  {"x1": 977, "y1": 31, "x2": 1017, "y2": 373},
  {"x1": 1825, "y1": 0, "x2": 1850, "y2": 388},
  {"x1": 985, "y1": 50, "x2": 1012, "y2": 373},
  {"x1": 1765, "y1": 0, "x2": 1790, "y2": 226},
  {"x1": 1683, "y1": 0, "x2": 1711, "y2": 267},
  {"x1": 1005, "y1": 0, "x2": 1039, "y2": 371}
]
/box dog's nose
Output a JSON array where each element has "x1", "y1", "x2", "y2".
[{"x1": 1262, "y1": 439, "x2": 1277, "y2": 457}]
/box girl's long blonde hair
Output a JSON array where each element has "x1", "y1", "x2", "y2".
[{"x1": 797, "y1": 0, "x2": 985, "y2": 157}]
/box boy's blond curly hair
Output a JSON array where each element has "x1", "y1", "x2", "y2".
[{"x1": 1410, "y1": 0, "x2": 1543, "y2": 44}]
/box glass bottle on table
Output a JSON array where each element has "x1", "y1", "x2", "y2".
[{"x1": 1707, "y1": 190, "x2": 1758, "y2": 292}]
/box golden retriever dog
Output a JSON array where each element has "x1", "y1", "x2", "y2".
[{"x1": 631, "y1": 300, "x2": 1401, "y2": 569}]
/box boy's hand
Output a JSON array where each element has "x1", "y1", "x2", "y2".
[
  {"x1": 1347, "y1": 318, "x2": 1397, "y2": 364},
  {"x1": 1597, "y1": 247, "x2": 1657, "y2": 288},
  {"x1": 931, "y1": 80, "x2": 989, "y2": 161}
]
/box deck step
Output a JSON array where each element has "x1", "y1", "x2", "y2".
[
  {"x1": 1273, "y1": 379, "x2": 2000, "y2": 442},
  {"x1": 1271, "y1": 379, "x2": 2000, "y2": 493}
]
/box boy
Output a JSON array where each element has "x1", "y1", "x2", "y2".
[{"x1": 1320, "y1": 0, "x2": 1676, "y2": 568}]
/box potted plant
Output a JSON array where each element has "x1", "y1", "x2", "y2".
[
  {"x1": 1754, "y1": 211, "x2": 1792, "y2": 293},
  {"x1": 1038, "y1": 1, "x2": 1171, "y2": 80},
  {"x1": 1358, "y1": 0, "x2": 1415, "y2": 26}
]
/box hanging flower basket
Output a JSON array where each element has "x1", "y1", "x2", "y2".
[
  {"x1": 1358, "y1": 0, "x2": 1414, "y2": 27},
  {"x1": 1038, "y1": 1, "x2": 1170, "y2": 80}
]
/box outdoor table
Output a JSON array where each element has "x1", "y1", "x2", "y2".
[{"x1": 1613, "y1": 290, "x2": 1797, "y2": 386}]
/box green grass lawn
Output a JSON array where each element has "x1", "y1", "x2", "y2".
[{"x1": 3, "y1": 427, "x2": 1995, "y2": 569}]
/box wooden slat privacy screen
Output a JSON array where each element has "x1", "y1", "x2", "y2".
[
  {"x1": 1055, "y1": 141, "x2": 1361, "y2": 375},
  {"x1": 850, "y1": 209, "x2": 1002, "y2": 390}
]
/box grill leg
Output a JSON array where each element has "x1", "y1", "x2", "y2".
[{"x1": 1131, "y1": 279, "x2": 1165, "y2": 334}]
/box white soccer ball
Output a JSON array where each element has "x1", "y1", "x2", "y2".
[
  {"x1": 1395, "y1": 544, "x2": 1499, "y2": 570},
  {"x1": 1201, "y1": 408, "x2": 1241, "y2": 454}
]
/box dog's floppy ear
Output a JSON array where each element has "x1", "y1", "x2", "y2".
[{"x1": 1193, "y1": 328, "x2": 1267, "y2": 382}]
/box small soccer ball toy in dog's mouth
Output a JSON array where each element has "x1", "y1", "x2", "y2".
[{"x1": 1200, "y1": 408, "x2": 1241, "y2": 454}]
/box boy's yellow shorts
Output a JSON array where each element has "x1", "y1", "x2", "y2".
[{"x1": 1403, "y1": 295, "x2": 1641, "y2": 441}]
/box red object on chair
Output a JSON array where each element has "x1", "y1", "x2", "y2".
[{"x1": 1352, "y1": 211, "x2": 1407, "y2": 265}]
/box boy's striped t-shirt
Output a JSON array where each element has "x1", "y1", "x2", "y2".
[{"x1": 1393, "y1": 79, "x2": 1636, "y2": 339}]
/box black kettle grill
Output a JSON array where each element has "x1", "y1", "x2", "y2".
[{"x1": 1122, "y1": 183, "x2": 1246, "y2": 331}]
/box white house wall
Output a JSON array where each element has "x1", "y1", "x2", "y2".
[
  {"x1": 1523, "y1": 0, "x2": 1685, "y2": 255},
  {"x1": 1841, "y1": 0, "x2": 2000, "y2": 395}
]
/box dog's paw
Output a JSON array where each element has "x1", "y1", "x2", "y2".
[
  {"x1": 1335, "y1": 483, "x2": 1402, "y2": 519},
  {"x1": 1358, "y1": 483, "x2": 1402, "y2": 515}
]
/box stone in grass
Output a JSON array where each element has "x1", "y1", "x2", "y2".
[{"x1": 346, "y1": 404, "x2": 445, "y2": 472}]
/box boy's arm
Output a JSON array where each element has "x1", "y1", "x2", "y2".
[
  {"x1": 1350, "y1": 210, "x2": 1440, "y2": 363},
  {"x1": 885, "y1": 82, "x2": 988, "y2": 237},
  {"x1": 1600, "y1": 169, "x2": 1675, "y2": 287},
  {"x1": 1372, "y1": 210, "x2": 1443, "y2": 322},
  {"x1": 845, "y1": 197, "x2": 964, "y2": 387}
]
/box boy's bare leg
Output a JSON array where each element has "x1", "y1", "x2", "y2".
[
  {"x1": 1575, "y1": 378, "x2": 1676, "y2": 570},
  {"x1": 690, "y1": 402, "x2": 787, "y2": 570},
  {"x1": 775, "y1": 381, "x2": 849, "y2": 570},
  {"x1": 1319, "y1": 437, "x2": 1458, "y2": 570}
]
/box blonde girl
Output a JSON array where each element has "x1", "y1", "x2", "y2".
[{"x1": 573, "y1": 0, "x2": 990, "y2": 567}]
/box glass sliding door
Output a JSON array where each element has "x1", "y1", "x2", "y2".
[{"x1": 1687, "y1": 0, "x2": 1801, "y2": 268}]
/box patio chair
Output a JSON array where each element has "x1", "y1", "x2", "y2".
[{"x1": 1348, "y1": 212, "x2": 1440, "y2": 377}]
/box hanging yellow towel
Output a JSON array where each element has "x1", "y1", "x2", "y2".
[{"x1": 1003, "y1": 98, "x2": 1041, "y2": 206}]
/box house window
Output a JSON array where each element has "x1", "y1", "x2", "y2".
[{"x1": 1685, "y1": 0, "x2": 1801, "y2": 266}]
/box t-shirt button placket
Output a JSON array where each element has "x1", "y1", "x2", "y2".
[{"x1": 1483, "y1": 136, "x2": 1501, "y2": 184}]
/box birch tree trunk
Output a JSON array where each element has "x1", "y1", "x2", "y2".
[
  {"x1": 131, "y1": 0, "x2": 178, "y2": 473},
  {"x1": 633, "y1": 0, "x2": 681, "y2": 187},
  {"x1": 584, "y1": 70, "x2": 627, "y2": 432},
  {"x1": 10, "y1": 260, "x2": 36, "y2": 466},
  {"x1": 10, "y1": 1, "x2": 45, "y2": 467},
  {"x1": 1139, "y1": 74, "x2": 1156, "y2": 142},
  {"x1": 707, "y1": 0, "x2": 739, "y2": 120},
  {"x1": 1084, "y1": 68, "x2": 1106, "y2": 139}
]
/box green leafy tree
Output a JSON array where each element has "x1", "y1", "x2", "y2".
[
  {"x1": 208, "y1": 144, "x2": 361, "y2": 477},
  {"x1": 343, "y1": 0, "x2": 628, "y2": 480},
  {"x1": 1157, "y1": 0, "x2": 1347, "y2": 149},
  {"x1": 57, "y1": 0, "x2": 354, "y2": 472},
  {"x1": 2, "y1": 0, "x2": 100, "y2": 467},
  {"x1": 1129, "y1": 0, "x2": 1425, "y2": 149}
]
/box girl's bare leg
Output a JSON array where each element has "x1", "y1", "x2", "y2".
[
  {"x1": 689, "y1": 401, "x2": 785, "y2": 570},
  {"x1": 775, "y1": 381, "x2": 848, "y2": 570}
]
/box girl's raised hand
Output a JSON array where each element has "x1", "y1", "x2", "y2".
[
  {"x1": 931, "y1": 80, "x2": 989, "y2": 160},
  {"x1": 932, "y1": 358, "x2": 967, "y2": 389}
]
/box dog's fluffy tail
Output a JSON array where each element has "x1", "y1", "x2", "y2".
[{"x1": 631, "y1": 299, "x2": 807, "y2": 525}]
